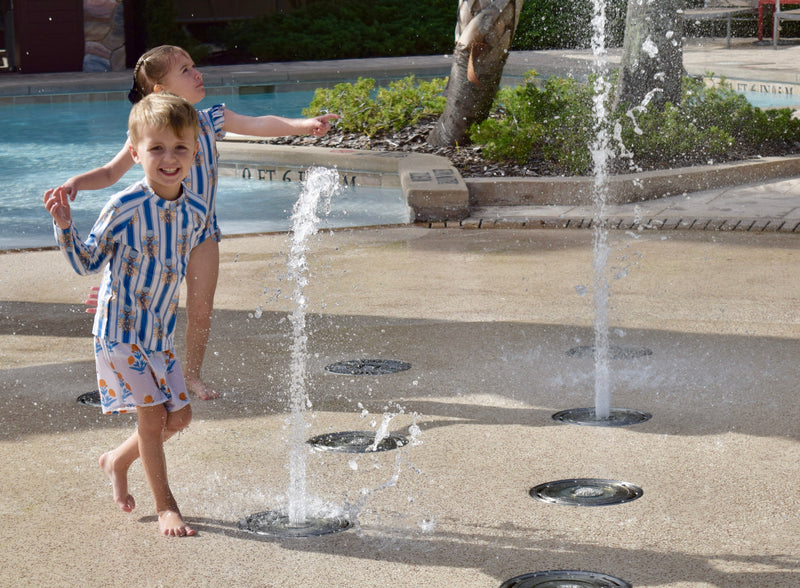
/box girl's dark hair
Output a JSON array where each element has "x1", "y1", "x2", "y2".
[{"x1": 128, "y1": 45, "x2": 190, "y2": 104}]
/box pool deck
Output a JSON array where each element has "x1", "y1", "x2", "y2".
[
  {"x1": 4, "y1": 39, "x2": 800, "y2": 229},
  {"x1": 1, "y1": 41, "x2": 799, "y2": 588}
]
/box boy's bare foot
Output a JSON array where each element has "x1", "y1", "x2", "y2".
[
  {"x1": 185, "y1": 375, "x2": 220, "y2": 400},
  {"x1": 158, "y1": 510, "x2": 196, "y2": 537},
  {"x1": 98, "y1": 451, "x2": 135, "y2": 512}
]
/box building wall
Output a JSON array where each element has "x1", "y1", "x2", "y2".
[
  {"x1": 13, "y1": 0, "x2": 84, "y2": 73},
  {"x1": 83, "y1": 0, "x2": 125, "y2": 72}
]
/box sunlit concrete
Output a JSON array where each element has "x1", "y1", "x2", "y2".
[{"x1": 1, "y1": 227, "x2": 798, "y2": 586}]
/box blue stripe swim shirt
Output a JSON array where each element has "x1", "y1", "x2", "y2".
[
  {"x1": 187, "y1": 104, "x2": 226, "y2": 242},
  {"x1": 55, "y1": 179, "x2": 208, "y2": 352}
]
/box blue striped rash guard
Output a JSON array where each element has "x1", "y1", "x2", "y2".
[
  {"x1": 188, "y1": 104, "x2": 226, "y2": 242},
  {"x1": 55, "y1": 179, "x2": 209, "y2": 352}
]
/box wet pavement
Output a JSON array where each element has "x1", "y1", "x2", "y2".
[
  {"x1": 1, "y1": 40, "x2": 799, "y2": 587},
  {"x1": 1, "y1": 227, "x2": 798, "y2": 586}
]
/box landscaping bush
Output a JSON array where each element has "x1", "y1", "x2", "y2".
[
  {"x1": 302, "y1": 76, "x2": 447, "y2": 137},
  {"x1": 469, "y1": 72, "x2": 595, "y2": 173},
  {"x1": 470, "y1": 72, "x2": 800, "y2": 174},
  {"x1": 512, "y1": 0, "x2": 627, "y2": 50},
  {"x1": 221, "y1": 0, "x2": 455, "y2": 62}
]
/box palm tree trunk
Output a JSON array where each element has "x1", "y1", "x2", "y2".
[{"x1": 428, "y1": 0, "x2": 523, "y2": 147}]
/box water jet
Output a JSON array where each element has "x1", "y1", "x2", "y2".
[
  {"x1": 307, "y1": 430, "x2": 408, "y2": 453},
  {"x1": 325, "y1": 359, "x2": 411, "y2": 375},
  {"x1": 76, "y1": 390, "x2": 101, "y2": 407},
  {"x1": 239, "y1": 167, "x2": 351, "y2": 537},
  {"x1": 500, "y1": 570, "x2": 632, "y2": 587},
  {"x1": 529, "y1": 478, "x2": 643, "y2": 507},
  {"x1": 551, "y1": 407, "x2": 651, "y2": 427}
]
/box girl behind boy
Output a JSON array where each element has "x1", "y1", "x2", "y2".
[
  {"x1": 44, "y1": 92, "x2": 207, "y2": 537},
  {"x1": 45, "y1": 45, "x2": 338, "y2": 401}
]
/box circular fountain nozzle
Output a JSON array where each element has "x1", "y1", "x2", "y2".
[
  {"x1": 307, "y1": 430, "x2": 408, "y2": 453},
  {"x1": 566, "y1": 344, "x2": 652, "y2": 359},
  {"x1": 77, "y1": 390, "x2": 102, "y2": 407},
  {"x1": 552, "y1": 407, "x2": 651, "y2": 427},
  {"x1": 530, "y1": 478, "x2": 643, "y2": 507},
  {"x1": 325, "y1": 359, "x2": 411, "y2": 375},
  {"x1": 500, "y1": 570, "x2": 632, "y2": 587},
  {"x1": 238, "y1": 510, "x2": 352, "y2": 537}
]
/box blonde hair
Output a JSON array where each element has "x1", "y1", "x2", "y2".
[
  {"x1": 128, "y1": 45, "x2": 191, "y2": 104},
  {"x1": 128, "y1": 92, "x2": 199, "y2": 146}
]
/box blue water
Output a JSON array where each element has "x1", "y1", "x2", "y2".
[
  {"x1": 0, "y1": 91, "x2": 409, "y2": 250},
  {"x1": 740, "y1": 90, "x2": 800, "y2": 109}
]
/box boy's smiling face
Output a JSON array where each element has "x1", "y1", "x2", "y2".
[{"x1": 129, "y1": 126, "x2": 198, "y2": 200}]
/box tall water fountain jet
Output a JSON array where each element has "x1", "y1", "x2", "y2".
[
  {"x1": 240, "y1": 166, "x2": 352, "y2": 537},
  {"x1": 589, "y1": 0, "x2": 613, "y2": 421},
  {"x1": 552, "y1": 0, "x2": 651, "y2": 428},
  {"x1": 285, "y1": 167, "x2": 338, "y2": 524}
]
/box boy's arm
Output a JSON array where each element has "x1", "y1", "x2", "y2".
[
  {"x1": 43, "y1": 186, "x2": 73, "y2": 230},
  {"x1": 44, "y1": 187, "x2": 117, "y2": 276},
  {"x1": 223, "y1": 110, "x2": 339, "y2": 138},
  {"x1": 49, "y1": 142, "x2": 135, "y2": 201}
]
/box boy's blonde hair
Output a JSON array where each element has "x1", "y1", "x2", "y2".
[
  {"x1": 129, "y1": 45, "x2": 191, "y2": 104},
  {"x1": 128, "y1": 92, "x2": 199, "y2": 146}
]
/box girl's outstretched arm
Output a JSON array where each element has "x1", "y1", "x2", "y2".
[
  {"x1": 223, "y1": 110, "x2": 339, "y2": 138},
  {"x1": 46, "y1": 142, "x2": 136, "y2": 201}
]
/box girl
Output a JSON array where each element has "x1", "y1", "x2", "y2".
[{"x1": 46, "y1": 45, "x2": 338, "y2": 401}]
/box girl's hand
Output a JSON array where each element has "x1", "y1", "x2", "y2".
[
  {"x1": 308, "y1": 113, "x2": 340, "y2": 137},
  {"x1": 62, "y1": 180, "x2": 78, "y2": 201},
  {"x1": 85, "y1": 286, "x2": 99, "y2": 314},
  {"x1": 43, "y1": 186, "x2": 73, "y2": 230}
]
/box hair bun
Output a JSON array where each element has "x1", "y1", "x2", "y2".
[{"x1": 128, "y1": 82, "x2": 143, "y2": 104}]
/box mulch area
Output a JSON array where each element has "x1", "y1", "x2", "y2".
[{"x1": 264, "y1": 117, "x2": 800, "y2": 178}]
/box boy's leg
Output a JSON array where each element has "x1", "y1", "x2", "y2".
[
  {"x1": 99, "y1": 432, "x2": 138, "y2": 512},
  {"x1": 137, "y1": 403, "x2": 195, "y2": 537},
  {"x1": 99, "y1": 403, "x2": 192, "y2": 513},
  {"x1": 184, "y1": 238, "x2": 220, "y2": 400}
]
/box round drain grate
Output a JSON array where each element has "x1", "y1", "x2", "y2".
[
  {"x1": 552, "y1": 407, "x2": 652, "y2": 427},
  {"x1": 77, "y1": 390, "x2": 102, "y2": 407},
  {"x1": 325, "y1": 359, "x2": 411, "y2": 375},
  {"x1": 566, "y1": 345, "x2": 652, "y2": 360},
  {"x1": 500, "y1": 570, "x2": 631, "y2": 587},
  {"x1": 530, "y1": 478, "x2": 643, "y2": 507},
  {"x1": 238, "y1": 510, "x2": 352, "y2": 537},
  {"x1": 307, "y1": 430, "x2": 408, "y2": 453}
]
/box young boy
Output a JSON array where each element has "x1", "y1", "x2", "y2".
[{"x1": 44, "y1": 92, "x2": 206, "y2": 537}]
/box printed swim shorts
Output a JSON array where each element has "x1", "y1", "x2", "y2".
[{"x1": 94, "y1": 337, "x2": 190, "y2": 415}]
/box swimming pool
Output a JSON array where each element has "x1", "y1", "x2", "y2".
[{"x1": 0, "y1": 91, "x2": 410, "y2": 250}]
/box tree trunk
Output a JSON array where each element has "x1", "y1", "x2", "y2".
[
  {"x1": 428, "y1": 0, "x2": 523, "y2": 147},
  {"x1": 614, "y1": 0, "x2": 683, "y2": 111}
]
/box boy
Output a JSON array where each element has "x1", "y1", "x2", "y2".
[{"x1": 44, "y1": 92, "x2": 206, "y2": 537}]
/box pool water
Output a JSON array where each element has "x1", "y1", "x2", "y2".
[
  {"x1": 0, "y1": 91, "x2": 409, "y2": 250},
  {"x1": 739, "y1": 90, "x2": 800, "y2": 109}
]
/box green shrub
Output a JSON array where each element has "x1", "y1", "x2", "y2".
[
  {"x1": 303, "y1": 76, "x2": 447, "y2": 137},
  {"x1": 470, "y1": 72, "x2": 596, "y2": 174},
  {"x1": 222, "y1": 0, "x2": 455, "y2": 62},
  {"x1": 512, "y1": 0, "x2": 627, "y2": 50},
  {"x1": 471, "y1": 71, "x2": 800, "y2": 173},
  {"x1": 617, "y1": 101, "x2": 734, "y2": 167}
]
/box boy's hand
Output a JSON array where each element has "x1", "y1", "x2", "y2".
[
  {"x1": 43, "y1": 186, "x2": 73, "y2": 230},
  {"x1": 308, "y1": 113, "x2": 340, "y2": 137}
]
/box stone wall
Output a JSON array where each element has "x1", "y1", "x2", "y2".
[{"x1": 83, "y1": 0, "x2": 126, "y2": 72}]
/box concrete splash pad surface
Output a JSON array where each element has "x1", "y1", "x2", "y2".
[{"x1": 1, "y1": 227, "x2": 799, "y2": 586}]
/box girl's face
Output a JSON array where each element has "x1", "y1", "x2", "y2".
[{"x1": 156, "y1": 53, "x2": 206, "y2": 104}]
